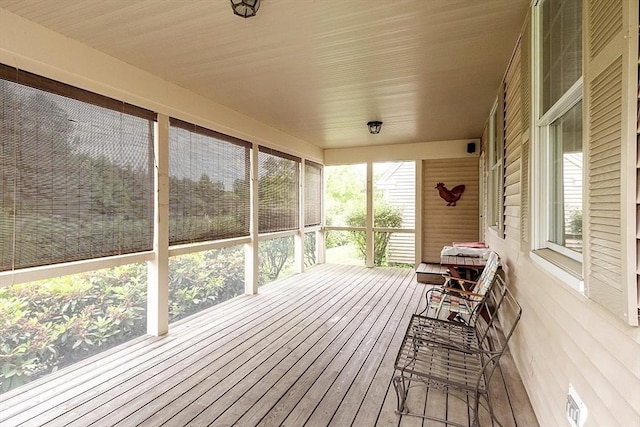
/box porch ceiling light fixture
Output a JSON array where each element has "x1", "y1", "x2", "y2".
[
  {"x1": 367, "y1": 121, "x2": 383, "y2": 134},
  {"x1": 231, "y1": 0, "x2": 260, "y2": 18}
]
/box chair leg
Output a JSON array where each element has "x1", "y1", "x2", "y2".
[
  {"x1": 393, "y1": 374, "x2": 408, "y2": 414},
  {"x1": 418, "y1": 290, "x2": 430, "y2": 315},
  {"x1": 471, "y1": 390, "x2": 481, "y2": 427},
  {"x1": 420, "y1": 288, "x2": 437, "y2": 316}
]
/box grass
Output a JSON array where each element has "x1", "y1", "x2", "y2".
[{"x1": 326, "y1": 243, "x2": 365, "y2": 266}]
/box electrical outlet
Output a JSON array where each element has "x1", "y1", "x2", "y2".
[
  {"x1": 567, "y1": 384, "x2": 587, "y2": 427},
  {"x1": 566, "y1": 395, "x2": 580, "y2": 427}
]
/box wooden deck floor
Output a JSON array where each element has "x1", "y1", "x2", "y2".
[{"x1": 0, "y1": 264, "x2": 538, "y2": 427}]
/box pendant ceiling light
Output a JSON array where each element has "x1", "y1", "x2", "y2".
[
  {"x1": 231, "y1": 0, "x2": 260, "y2": 18},
  {"x1": 367, "y1": 121, "x2": 383, "y2": 134}
]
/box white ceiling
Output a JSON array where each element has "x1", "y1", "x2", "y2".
[{"x1": 0, "y1": 0, "x2": 529, "y2": 149}]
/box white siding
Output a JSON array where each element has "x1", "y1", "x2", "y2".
[
  {"x1": 422, "y1": 158, "x2": 480, "y2": 263},
  {"x1": 482, "y1": 2, "x2": 640, "y2": 426}
]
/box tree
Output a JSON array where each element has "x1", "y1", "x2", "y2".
[
  {"x1": 259, "y1": 237, "x2": 293, "y2": 284},
  {"x1": 324, "y1": 165, "x2": 366, "y2": 228}
]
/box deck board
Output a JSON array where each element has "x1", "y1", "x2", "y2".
[{"x1": 0, "y1": 264, "x2": 538, "y2": 427}]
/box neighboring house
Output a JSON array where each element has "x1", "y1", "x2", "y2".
[
  {"x1": 563, "y1": 153, "x2": 583, "y2": 251},
  {"x1": 375, "y1": 162, "x2": 415, "y2": 265}
]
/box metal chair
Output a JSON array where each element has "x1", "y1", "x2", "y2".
[
  {"x1": 393, "y1": 275, "x2": 521, "y2": 426},
  {"x1": 422, "y1": 250, "x2": 500, "y2": 324}
]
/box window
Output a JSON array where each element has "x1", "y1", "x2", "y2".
[
  {"x1": 548, "y1": 101, "x2": 583, "y2": 254},
  {"x1": 540, "y1": 0, "x2": 582, "y2": 115},
  {"x1": 258, "y1": 147, "x2": 300, "y2": 233},
  {"x1": 304, "y1": 161, "x2": 322, "y2": 227},
  {"x1": 0, "y1": 65, "x2": 155, "y2": 271},
  {"x1": 168, "y1": 119, "x2": 251, "y2": 245},
  {"x1": 535, "y1": 0, "x2": 583, "y2": 273},
  {"x1": 487, "y1": 101, "x2": 504, "y2": 230}
]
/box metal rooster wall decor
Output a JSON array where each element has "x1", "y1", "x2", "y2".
[{"x1": 435, "y1": 182, "x2": 465, "y2": 206}]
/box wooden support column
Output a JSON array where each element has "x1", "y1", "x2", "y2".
[
  {"x1": 366, "y1": 162, "x2": 374, "y2": 267},
  {"x1": 414, "y1": 160, "x2": 423, "y2": 266},
  {"x1": 295, "y1": 160, "x2": 305, "y2": 274},
  {"x1": 245, "y1": 143, "x2": 259, "y2": 295},
  {"x1": 147, "y1": 114, "x2": 169, "y2": 336}
]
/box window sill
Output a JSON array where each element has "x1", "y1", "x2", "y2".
[{"x1": 531, "y1": 248, "x2": 584, "y2": 293}]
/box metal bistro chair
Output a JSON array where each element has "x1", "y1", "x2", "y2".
[
  {"x1": 393, "y1": 275, "x2": 522, "y2": 427},
  {"x1": 422, "y1": 250, "x2": 500, "y2": 324}
]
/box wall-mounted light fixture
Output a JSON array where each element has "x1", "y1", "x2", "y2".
[
  {"x1": 231, "y1": 0, "x2": 260, "y2": 18},
  {"x1": 367, "y1": 121, "x2": 383, "y2": 134}
]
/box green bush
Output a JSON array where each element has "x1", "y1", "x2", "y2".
[
  {"x1": 0, "y1": 247, "x2": 245, "y2": 393},
  {"x1": 0, "y1": 263, "x2": 147, "y2": 392},
  {"x1": 169, "y1": 247, "x2": 244, "y2": 322},
  {"x1": 346, "y1": 204, "x2": 403, "y2": 266}
]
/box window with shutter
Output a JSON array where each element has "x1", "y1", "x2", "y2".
[
  {"x1": 168, "y1": 119, "x2": 251, "y2": 245},
  {"x1": 258, "y1": 147, "x2": 300, "y2": 233},
  {"x1": 0, "y1": 64, "x2": 155, "y2": 271},
  {"x1": 304, "y1": 161, "x2": 322, "y2": 227},
  {"x1": 533, "y1": 0, "x2": 584, "y2": 283},
  {"x1": 584, "y1": 0, "x2": 638, "y2": 324}
]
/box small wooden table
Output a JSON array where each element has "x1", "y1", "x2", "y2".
[{"x1": 440, "y1": 254, "x2": 487, "y2": 281}]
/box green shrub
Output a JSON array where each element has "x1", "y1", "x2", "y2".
[
  {"x1": 168, "y1": 247, "x2": 244, "y2": 322},
  {"x1": 0, "y1": 264, "x2": 147, "y2": 392},
  {"x1": 0, "y1": 247, "x2": 245, "y2": 393},
  {"x1": 346, "y1": 203, "x2": 403, "y2": 266}
]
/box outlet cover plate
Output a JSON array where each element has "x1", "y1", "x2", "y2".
[{"x1": 567, "y1": 384, "x2": 587, "y2": 427}]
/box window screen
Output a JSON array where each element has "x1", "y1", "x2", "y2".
[
  {"x1": 541, "y1": 0, "x2": 582, "y2": 114},
  {"x1": 0, "y1": 64, "x2": 155, "y2": 271},
  {"x1": 304, "y1": 161, "x2": 322, "y2": 227},
  {"x1": 258, "y1": 147, "x2": 300, "y2": 233},
  {"x1": 169, "y1": 119, "x2": 251, "y2": 245}
]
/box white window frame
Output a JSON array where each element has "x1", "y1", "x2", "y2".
[
  {"x1": 532, "y1": 0, "x2": 584, "y2": 285},
  {"x1": 536, "y1": 79, "x2": 583, "y2": 261},
  {"x1": 487, "y1": 100, "x2": 504, "y2": 232}
]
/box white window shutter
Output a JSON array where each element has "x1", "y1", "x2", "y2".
[
  {"x1": 503, "y1": 41, "x2": 523, "y2": 249},
  {"x1": 520, "y1": 12, "x2": 532, "y2": 249},
  {"x1": 584, "y1": 0, "x2": 638, "y2": 325}
]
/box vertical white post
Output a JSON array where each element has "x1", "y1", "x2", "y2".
[
  {"x1": 366, "y1": 162, "x2": 374, "y2": 267},
  {"x1": 295, "y1": 160, "x2": 305, "y2": 274},
  {"x1": 317, "y1": 164, "x2": 326, "y2": 264},
  {"x1": 147, "y1": 114, "x2": 169, "y2": 336},
  {"x1": 414, "y1": 160, "x2": 423, "y2": 266},
  {"x1": 316, "y1": 229, "x2": 326, "y2": 264},
  {"x1": 245, "y1": 143, "x2": 259, "y2": 295}
]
